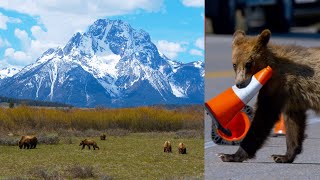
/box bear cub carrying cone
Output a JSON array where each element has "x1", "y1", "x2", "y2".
[{"x1": 218, "y1": 29, "x2": 320, "y2": 163}]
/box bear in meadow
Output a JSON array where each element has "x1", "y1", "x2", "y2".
[
  {"x1": 100, "y1": 134, "x2": 106, "y2": 140},
  {"x1": 178, "y1": 142, "x2": 186, "y2": 154},
  {"x1": 79, "y1": 139, "x2": 99, "y2": 150},
  {"x1": 218, "y1": 29, "x2": 320, "y2": 163},
  {"x1": 18, "y1": 136, "x2": 38, "y2": 149},
  {"x1": 163, "y1": 141, "x2": 172, "y2": 153}
]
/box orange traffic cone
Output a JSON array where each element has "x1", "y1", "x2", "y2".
[
  {"x1": 205, "y1": 66, "x2": 272, "y2": 142},
  {"x1": 273, "y1": 114, "x2": 286, "y2": 136}
]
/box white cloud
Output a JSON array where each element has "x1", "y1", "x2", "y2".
[
  {"x1": 15, "y1": 28, "x2": 31, "y2": 49},
  {"x1": 0, "y1": 1, "x2": 164, "y2": 16},
  {"x1": 15, "y1": 28, "x2": 29, "y2": 40},
  {"x1": 29, "y1": 26, "x2": 59, "y2": 58},
  {"x1": 195, "y1": 37, "x2": 204, "y2": 50},
  {"x1": 189, "y1": 49, "x2": 203, "y2": 56},
  {"x1": 0, "y1": 13, "x2": 9, "y2": 29},
  {"x1": 0, "y1": 12, "x2": 21, "y2": 30},
  {"x1": 0, "y1": 0, "x2": 164, "y2": 46},
  {"x1": 0, "y1": 37, "x2": 11, "y2": 47},
  {"x1": 4, "y1": 48, "x2": 32, "y2": 66},
  {"x1": 31, "y1": 26, "x2": 46, "y2": 39},
  {"x1": 30, "y1": 40, "x2": 58, "y2": 57},
  {"x1": 181, "y1": 0, "x2": 204, "y2": 7},
  {"x1": 11, "y1": 28, "x2": 57, "y2": 66},
  {"x1": 156, "y1": 40, "x2": 186, "y2": 59},
  {"x1": 0, "y1": 0, "x2": 164, "y2": 67}
]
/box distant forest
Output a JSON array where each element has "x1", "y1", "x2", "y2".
[
  {"x1": 0, "y1": 96, "x2": 72, "y2": 108},
  {"x1": 0, "y1": 96, "x2": 202, "y2": 109}
]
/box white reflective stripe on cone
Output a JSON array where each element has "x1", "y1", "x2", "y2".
[{"x1": 231, "y1": 76, "x2": 262, "y2": 104}]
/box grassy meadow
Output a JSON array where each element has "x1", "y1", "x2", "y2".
[{"x1": 0, "y1": 105, "x2": 204, "y2": 179}]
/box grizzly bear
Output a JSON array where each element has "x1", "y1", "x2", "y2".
[
  {"x1": 163, "y1": 141, "x2": 172, "y2": 153},
  {"x1": 18, "y1": 136, "x2": 38, "y2": 149},
  {"x1": 218, "y1": 29, "x2": 320, "y2": 163},
  {"x1": 100, "y1": 134, "x2": 106, "y2": 140},
  {"x1": 178, "y1": 142, "x2": 187, "y2": 154},
  {"x1": 79, "y1": 139, "x2": 99, "y2": 150}
]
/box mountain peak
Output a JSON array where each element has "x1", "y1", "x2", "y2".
[{"x1": 88, "y1": 19, "x2": 131, "y2": 37}]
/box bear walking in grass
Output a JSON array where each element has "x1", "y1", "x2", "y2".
[
  {"x1": 178, "y1": 142, "x2": 186, "y2": 154},
  {"x1": 218, "y1": 29, "x2": 320, "y2": 163},
  {"x1": 163, "y1": 141, "x2": 172, "y2": 153},
  {"x1": 19, "y1": 136, "x2": 38, "y2": 149},
  {"x1": 80, "y1": 139, "x2": 99, "y2": 150},
  {"x1": 100, "y1": 134, "x2": 106, "y2": 140}
]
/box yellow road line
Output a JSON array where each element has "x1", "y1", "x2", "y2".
[{"x1": 205, "y1": 71, "x2": 234, "y2": 78}]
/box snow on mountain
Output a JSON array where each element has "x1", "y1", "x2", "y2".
[
  {"x1": 0, "y1": 67, "x2": 22, "y2": 79},
  {"x1": 0, "y1": 19, "x2": 204, "y2": 107}
]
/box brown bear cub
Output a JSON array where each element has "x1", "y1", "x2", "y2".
[
  {"x1": 163, "y1": 141, "x2": 172, "y2": 153},
  {"x1": 218, "y1": 29, "x2": 320, "y2": 163},
  {"x1": 79, "y1": 139, "x2": 99, "y2": 150},
  {"x1": 100, "y1": 134, "x2": 106, "y2": 140},
  {"x1": 18, "y1": 136, "x2": 38, "y2": 149},
  {"x1": 178, "y1": 142, "x2": 186, "y2": 154}
]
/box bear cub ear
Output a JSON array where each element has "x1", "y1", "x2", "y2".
[
  {"x1": 257, "y1": 29, "x2": 271, "y2": 46},
  {"x1": 232, "y1": 30, "x2": 245, "y2": 45}
]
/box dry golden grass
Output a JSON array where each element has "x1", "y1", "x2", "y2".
[{"x1": 0, "y1": 105, "x2": 203, "y2": 133}]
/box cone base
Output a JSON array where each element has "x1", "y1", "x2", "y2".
[
  {"x1": 207, "y1": 106, "x2": 253, "y2": 145},
  {"x1": 217, "y1": 111, "x2": 251, "y2": 142}
]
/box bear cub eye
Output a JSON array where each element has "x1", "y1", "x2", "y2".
[{"x1": 232, "y1": 64, "x2": 236, "y2": 70}]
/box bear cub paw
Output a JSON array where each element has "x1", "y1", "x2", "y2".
[
  {"x1": 216, "y1": 153, "x2": 246, "y2": 162},
  {"x1": 271, "y1": 154, "x2": 294, "y2": 163},
  {"x1": 217, "y1": 147, "x2": 251, "y2": 162}
]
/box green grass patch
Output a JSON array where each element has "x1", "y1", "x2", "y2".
[{"x1": 0, "y1": 133, "x2": 203, "y2": 179}]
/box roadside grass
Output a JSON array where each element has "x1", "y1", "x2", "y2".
[
  {"x1": 0, "y1": 105, "x2": 203, "y2": 132},
  {"x1": 0, "y1": 132, "x2": 203, "y2": 179}
]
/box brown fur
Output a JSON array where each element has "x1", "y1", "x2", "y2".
[
  {"x1": 163, "y1": 141, "x2": 172, "y2": 153},
  {"x1": 79, "y1": 139, "x2": 99, "y2": 150},
  {"x1": 18, "y1": 136, "x2": 37, "y2": 149},
  {"x1": 218, "y1": 29, "x2": 320, "y2": 163},
  {"x1": 100, "y1": 134, "x2": 106, "y2": 140},
  {"x1": 178, "y1": 142, "x2": 186, "y2": 154}
]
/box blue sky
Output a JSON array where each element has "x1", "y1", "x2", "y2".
[{"x1": 0, "y1": 0, "x2": 204, "y2": 68}]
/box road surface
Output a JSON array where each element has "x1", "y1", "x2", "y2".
[{"x1": 205, "y1": 33, "x2": 320, "y2": 179}]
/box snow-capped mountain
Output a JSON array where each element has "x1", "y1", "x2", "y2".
[
  {"x1": 0, "y1": 19, "x2": 204, "y2": 107},
  {"x1": 0, "y1": 67, "x2": 21, "y2": 79}
]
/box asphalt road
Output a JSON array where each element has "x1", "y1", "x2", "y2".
[{"x1": 205, "y1": 33, "x2": 320, "y2": 179}]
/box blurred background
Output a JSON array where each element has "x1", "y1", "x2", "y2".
[{"x1": 205, "y1": 0, "x2": 320, "y2": 34}]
